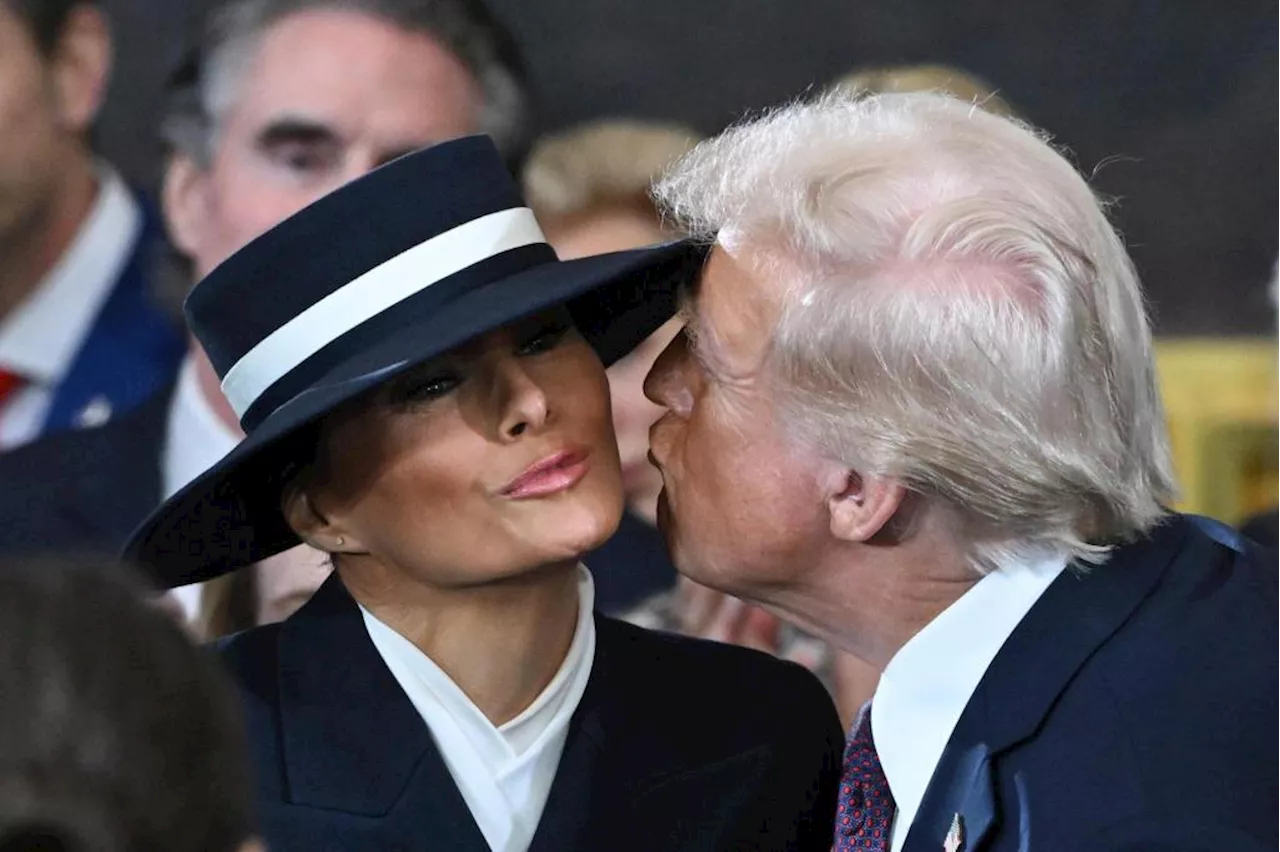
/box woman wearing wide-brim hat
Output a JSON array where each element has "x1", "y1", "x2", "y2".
[{"x1": 124, "y1": 138, "x2": 841, "y2": 852}]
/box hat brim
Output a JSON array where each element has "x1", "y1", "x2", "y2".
[{"x1": 124, "y1": 239, "x2": 707, "y2": 588}]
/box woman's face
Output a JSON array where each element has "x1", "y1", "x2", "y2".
[{"x1": 291, "y1": 308, "x2": 624, "y2": 587}]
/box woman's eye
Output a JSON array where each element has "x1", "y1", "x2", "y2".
[
  {"x1": 517, "y1": 323, "x2": 569, "y2": 356},
  {"x1": 393, "y1": 374, "x2": 460, "y2": 405}
]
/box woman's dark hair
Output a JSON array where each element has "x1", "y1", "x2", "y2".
[
  {"x1": 5, "y1": 0, "x2": 91, "y2": 55},
  {"x1": 0, "y1": 558, "x2": 255, "y2": 852}
]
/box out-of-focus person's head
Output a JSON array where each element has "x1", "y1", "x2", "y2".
[
  {"x1": 160, "y1": 0, "x2": 531, "y2": 280},
  {"x1": 645, "y1": 91, "x2": 1176, "y2": 605},
  {"x1": 0, "y1": 557, "x2": 259, "y2": 852},
  {"x1": 524, "y1": 121, "x2": 701, "y2": 522},
  {"x1": 828, "y1": 63, "x2": 1016, "y2": 118},
  {"x1": 0, "y1": 0, "x2": 110, "y2": 256}
]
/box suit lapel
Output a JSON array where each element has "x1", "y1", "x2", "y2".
[
  {"x1": 44, "y1": 198, "x2": 184, "y2": 435},
  {"x1": 275, "y1": 574, "x2": 489, "y2": 851},
  {"x1": 903, "y1": 515, "x2": 1192, "y2": 852},
  {"x1": 529, "y1": 616, "x2": 774, "y2": 852}
]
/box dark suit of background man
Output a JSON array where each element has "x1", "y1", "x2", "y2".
[
  {"x1": 642, "y1": 91, "x2": 1277, "y2": 851},
  {"x1": 0, "y1": 0, "x2": 183, "y2": 450}
]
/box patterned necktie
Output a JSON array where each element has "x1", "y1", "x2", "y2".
[
  {"x1": 834, "y1": 703, "x2": 895, "y2": 851},
  {"x1": 0, "y1": 369, "x2": 23, "y2": 408}
]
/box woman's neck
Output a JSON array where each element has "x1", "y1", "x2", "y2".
[{"x1": 339, "y1": 558, "x2": 583, "y2": 726}]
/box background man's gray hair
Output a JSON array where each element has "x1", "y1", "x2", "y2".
[
  {"x1": 161, "y1": 0, "x2": 532, "y2": 168},
  {"x1": 655, "y1": 91, "x2": 1178, "y2": 573}
]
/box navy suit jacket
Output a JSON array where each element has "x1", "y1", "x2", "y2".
[
  {"x1": 218, "y1": 573, "x2": 844, "y2": 851},
  {"x1": 0, "y1": 382, "x2": 169, "y2": 557},
  {"x1": 901, "y1": 514, "x2": 1277, "y2": 852},
  {"x1": 39, "y1": 195, "x2": 183, "y2": 439}
]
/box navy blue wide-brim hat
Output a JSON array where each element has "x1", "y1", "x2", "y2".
[{"x1": 124, "y1": 136, "x2": 705, "y2": 588}]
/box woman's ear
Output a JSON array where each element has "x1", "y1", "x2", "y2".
[
  {"x1": 282, "y1": 483, "x2": 360, "y2": 555},
  {"x1": 825, "y1": 470, "x2": 908, "y2": 544}
]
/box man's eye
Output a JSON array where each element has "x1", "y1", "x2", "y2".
[
  {"x1": 517, "y1": 322, "x2": 570, "y2": 356},
  {"x1": 267, "y1": 141, "x2": 338, "y2": 174}
]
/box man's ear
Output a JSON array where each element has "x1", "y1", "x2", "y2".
[
  {"x1": 49, "y1": 5, "x2": 112, "y2": 133},
  {"x1": 281, "y1": 483, "x2": 361, "y2": 555},
  {"x1": 825, "y1": 469, "x2": 909, "y2": 543},
  {"x1": 162, "y1": 153, "x2": 210, "y2": 259}
]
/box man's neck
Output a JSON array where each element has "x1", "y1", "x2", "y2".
[
  {"x1": 767, "y1": 515, "x2": 978, "y2": 672},
  {"x1": 0, "y1": 156, "x2": 98, "y2": 322},
  {"x1": 340, "y1": 558, "x2": 583, "y2": 726}
]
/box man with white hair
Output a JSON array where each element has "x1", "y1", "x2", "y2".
[{"x1": 645, "y1": 91, "x2": 1277, "y2": 852}]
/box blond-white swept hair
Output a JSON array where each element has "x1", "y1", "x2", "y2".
[
  {"x1": 654, "y1": 91, "x2": 1177, "y2": 572},
  {"x1": 522, "y1": 120, "x2": 701, "y2": 222}
]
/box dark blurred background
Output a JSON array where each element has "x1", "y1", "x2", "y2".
[{"x1": 97, "y1": 0, "x2": 1277, "y2": 336}]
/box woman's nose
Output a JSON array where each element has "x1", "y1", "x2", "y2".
[{"x1": 494, "y1": 359, "x2": 550, "y2": 440}]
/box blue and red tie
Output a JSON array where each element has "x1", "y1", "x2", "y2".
[{"x1": 833, "y1": 703, "x2": 895, "y2": 851}]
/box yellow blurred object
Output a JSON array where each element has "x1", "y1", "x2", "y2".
[{"x1": 1154, "y1": 338, "x2": 1279, "y2": 524}]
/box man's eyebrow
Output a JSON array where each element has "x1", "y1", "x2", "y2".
[{"x1": 254, "y1": 117, "x2": 341, "y2": 150}]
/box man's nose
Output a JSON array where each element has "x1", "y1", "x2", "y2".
[{"x1": 644, "y1": 330, "x2": 693, "y2": 417}]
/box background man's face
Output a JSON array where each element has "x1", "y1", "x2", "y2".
[
  {"x1": 166, "y1": 8, "x2": 482, "y2": 278},
  {"x1": 644, "y1": 247, "x2": 834, "y2": 599},
  {"x1": 0, "y1": 3, "x2": 104, "y2": 247}
]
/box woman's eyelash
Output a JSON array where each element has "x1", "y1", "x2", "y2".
[
  {"x1": 519, "y1": 322, "x2": 569, "y2": 354},
  {"x1": 391, "y1": 373, "x2": 459, "y2": 404}
]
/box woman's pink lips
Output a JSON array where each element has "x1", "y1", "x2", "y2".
[{"x1": 501, "y1": 448, "x2": 591, "y2": 499}]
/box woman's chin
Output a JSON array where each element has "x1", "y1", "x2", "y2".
[{"x1": 533, "y1": 499, "x2": 623, "y2": 561}]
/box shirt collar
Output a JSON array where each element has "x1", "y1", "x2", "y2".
[
  {"x1": 0, "y1": 164, "x2": 142, "y2": 383},
  {"x1": 872, "y1": 552, "x2": 1067, "y2": 836},
  {"x1": 162, "y1": 354, "x2": 243, "y2": 498},
  {"x1": 360, "y1": 565, "x2": 597, "y2": 769}
]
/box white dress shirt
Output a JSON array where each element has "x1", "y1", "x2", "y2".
[
  {"x1": 873, "y1": 552, "x2": 1068, "y2": 852},
  {"x1": 162, "y1": 355, "x2": 243, "y2": 621},
  {"x1": 361, "y1": 567, "x2": 596, "y2": 852},
  {"x1": 0, "y1": 165, "x2": 142, "y2": 449}
]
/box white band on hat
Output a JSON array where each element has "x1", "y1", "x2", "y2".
[{"x1": 220, "y1": 207, "x2": 547, "y2": 418}]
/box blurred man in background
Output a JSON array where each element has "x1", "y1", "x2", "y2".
[
  {"x1": 0, "y1": 0, "x2": 183, "y2": 450},
  {"x1": 0, "y1": 0, "x2": 531, "y2": 631},
  {"x1": 0, "y1": 556, "x2": 260, "y2": 851}
]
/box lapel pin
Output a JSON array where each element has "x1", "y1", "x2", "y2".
[
  {"x1": 943, "y1": 813, "x2": 965, "y2": 852},
  {"x1": 74, "y1": 395, "x2": 113, "y2": 429}
]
